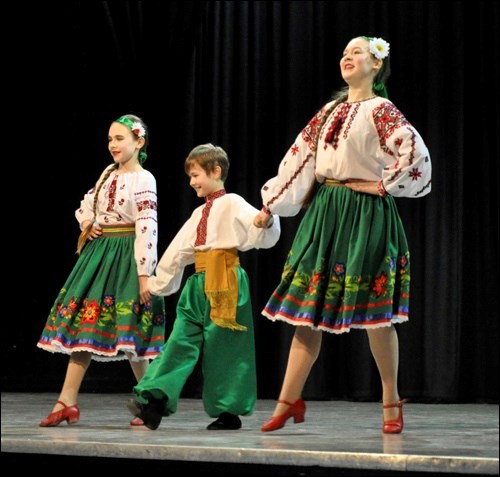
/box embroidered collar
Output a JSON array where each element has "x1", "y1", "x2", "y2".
[{"x1": 205, "y1": 189, "x2": 226, "y2": 203}]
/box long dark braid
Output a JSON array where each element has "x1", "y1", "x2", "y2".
[{"x1": 76, "y1": 164, "x2": 119, "y2": 254}]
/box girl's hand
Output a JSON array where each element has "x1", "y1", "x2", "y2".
[
  {"x1": 88, "y1": 224, "x2": 103, "y2": 240},
  {"x1": 345, "y1": 181, "x2": 379, "y2": 195},
  {"x1": 138, "y1": 275, "x2": 152, "y2": 305},
  {"x1": 254, "y1": 210, "x2": 271, "y2": 228}
]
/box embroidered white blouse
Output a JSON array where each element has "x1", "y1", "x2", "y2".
[
  {"x1": 75, "y1": 166, "x2": 159, "y2": 276},
  {"x1": 261, "y1": 96, "x2": 432, "y2": 216},
  {"x1": 148, "y1": 191, "x2": 281, "y2": 297}
]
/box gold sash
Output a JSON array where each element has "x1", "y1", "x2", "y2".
[{"x1": 195, "y1": 248, "x2": 246, "y2": 331}]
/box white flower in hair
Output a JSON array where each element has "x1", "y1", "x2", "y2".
[
  {"x1": 369, "y1": 37, "x2": 390, "y2": 60},
  {"x1": 131, "y1": 122, "x2": 146, "y2": 138}
]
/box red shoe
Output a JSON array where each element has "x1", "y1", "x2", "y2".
[
  {"x1": 261, "y1": 398, "x2": 306, "y2": 432},
  {"x1": 130, "y1": 417, "x2": 144, "y2": 426},
  {"x1": 39, "y1": 400, "x2": 80, "y2": 427},
  {"x1": 382, "y1": 399, "x2": 408, "y2": 434}
]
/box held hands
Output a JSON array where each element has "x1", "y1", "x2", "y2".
[
  {"x1": 254, "y1": 210, "x2": 272, "y2": 228},
  {"x1": 253, "y1": 181, "x2": 380, "y2": 231},
  {"x1": 138, "y1": 276, "x2": 151, "y2": 305},
  {"x1": 345, "y1": 181, "x2": 379, "y2": 195}
]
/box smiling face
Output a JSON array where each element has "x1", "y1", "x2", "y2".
[
  {"x1": 340, "y1": 37, "x2": 381, "y2": 87},
  {"x1": 108, "y1": 122, "x2": 144, "y2": 166},
  {"x1": 187, "y1": 161, "x2": 223, "y2": 198}
]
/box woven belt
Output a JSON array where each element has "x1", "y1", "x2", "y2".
[
  {"x1": 100, "y1": 224, "x2": 135, "y2": 236},
  {"x1": 324, "y1": 178, "x2": 370, "y2": 186},
  {"x1": 324, "y1": 179, "x2": 347, "y2": 186}
]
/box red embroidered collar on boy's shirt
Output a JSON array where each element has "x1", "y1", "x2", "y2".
[{"x1": 195, "y1": 189, "x2": 227, "y2": 246}]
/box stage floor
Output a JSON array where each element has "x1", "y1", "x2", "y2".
[{"x1": 1, "y1": 393, "x2": 498, "y2": 476}]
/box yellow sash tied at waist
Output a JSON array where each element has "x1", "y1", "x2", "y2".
[{"x1": 195, "y1": 248, "x2": 246, "y2": 332}]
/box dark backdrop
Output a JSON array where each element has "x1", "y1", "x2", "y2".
[{"x1": 5, "y1": 1, "x2": 498, "y2": 403}]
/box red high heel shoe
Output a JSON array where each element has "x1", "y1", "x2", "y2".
[
  {"x1": 39, "y1": 400, "x2": 80, "y2": 427},
  {"x1": 382, "y1": 399, "x2": 408, "y2": 434},
  {"x1": 261, "y1": 398, "x2": 306, "y2": 432}
]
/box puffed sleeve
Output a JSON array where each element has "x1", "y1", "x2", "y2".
[
  {"x1": 374, "y1": 102, "x2": 432, "y2": 198},
  {"x1": 133, "y1": 171, "x2": 159, "y2": 276},
  {"x1": 230, "y1": 195, "x2": 281, "y2": 251},
  {"x1": 147, "y1": 215, "x2": 197, "y2": 296},
  {"x1": 261, "y1": 102, "x2": 335, "y2": 216}
]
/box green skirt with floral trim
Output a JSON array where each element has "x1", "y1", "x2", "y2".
[
  {"x1": 37, "y1": 230, "x2": 166, "y2": 361},
  {"x1": 262, "y1": 183, "x2": 410, "y2": 333}
]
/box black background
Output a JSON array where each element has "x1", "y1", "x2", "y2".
[{"x1": 5, "y1": 1, "x2": 498, "y2": 403}]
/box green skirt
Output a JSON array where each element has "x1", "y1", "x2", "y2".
[
  {"x1": 37, "y1": 226, "x2": 166, "y2": 361},
  {"x1": 263, "y1": 183, "x2": 410, "y2": 333}
]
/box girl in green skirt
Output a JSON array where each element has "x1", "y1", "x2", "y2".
[
  {"x1": 38, "y1": 114, "x2": 165, "y2": 427},
  {"x1": 254, "y1": 36, "x2": 431, "y2": 434}
]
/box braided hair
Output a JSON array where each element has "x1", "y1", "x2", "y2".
[{"x1": 76, "y1": 164, "x2": 119, "y2": 254}]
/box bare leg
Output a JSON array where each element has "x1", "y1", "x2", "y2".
[
  {"x1": 272, "y1": 326, "x2": 322, "y2": 417},
  {"x1": 51, "y1": 351, "x2": 92, "y2": 412},
  {"x1": 126, "y1": 353, "x2": 150, "y2": 425},
  {"x1": 366, "y1": 325, "x2": 401, "y2": 421},
  {"x1": 126, "y1": 352, "x2": 149, "y2": 383}
]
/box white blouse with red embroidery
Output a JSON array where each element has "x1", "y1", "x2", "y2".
[
  {"x1": 75, "y1": 167, "x2": 159, "y2": 276},
  {"x1": 261, "y1": 96, "x2": 432, "y2": 217},
  {"x1": 148, "y1": 191, "x2": 281, "y2": 297}
]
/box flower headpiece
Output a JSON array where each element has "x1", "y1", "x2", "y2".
[
  {"x1": 131, "y1": 122, "x2": 146, "y2": 138},
  {"x1": 115, "y1": 115, "x2": 148, "y2": 163},
  {"x1": 368, "y1": 37, "x2": 390, "y2": 60},
  {"x1": 115, "y1": 116, "x2": 146, "y2": 138}
]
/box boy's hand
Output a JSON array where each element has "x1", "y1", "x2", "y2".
[
  {"x1": 254, "y1": 210, "x2": 271, "y2": 228},
  {"x1": 138, "y1": 275, "x2": 152, "y2": 304}
]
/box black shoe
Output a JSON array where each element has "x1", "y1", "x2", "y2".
[
  {"x1": 127, "y1": 398, "x2": 164, "y2": 430},
  {"x1": 207, "y1": 412, "x2": 242, "y2": 430}
]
